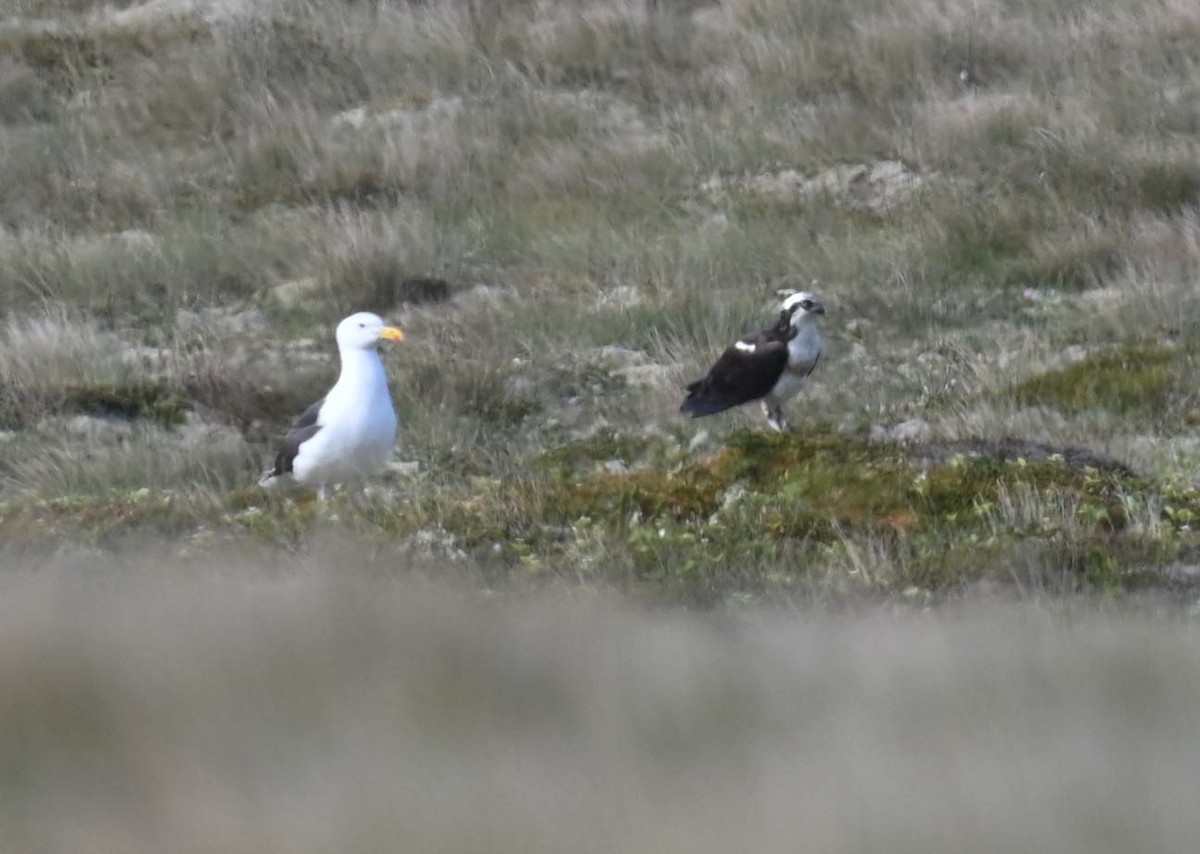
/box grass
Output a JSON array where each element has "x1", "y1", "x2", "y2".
[
  {"x1": 8, "y1": 1, "x2": 1200, "y2": 845},
  {"x1": 0, "y1": 0, "x2": 1198, "y2": 602}
]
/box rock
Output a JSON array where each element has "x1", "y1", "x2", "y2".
[
  {"x1": 405, "y1": 527, "x2": 467, "y2": 562},
  {"x1": 593, "y1": 285, "x2": 645, "y2": 310},
  {"x1": 687, "y1": 430, "x2": 711, "y2": 453},
  {"x1": 59, "y1": 415, "x2": 134, "y2": 441},
  {"x1": 530, "y1": 90, "x2": 666, "y2": 155},
  {"x1": 593, "y1": 345, "x2": 648, "y2": 367},
  {"x1": 603, "y1": 459, "x2": 629, "y2": 475},
  {"x1": 268, "y1": 278, "x2": 325, "y2": 311},
  {"x1": 613, "y1": 363, "x2": 674, "y2": 389},
  {"x1": 891, "y1": 418, "x2": 933, "y2": 443},
  {"x1": 107, "y1": 0, "x2": 255, "y2": 28},
  {"x1": 699, "y1": 212, "x2": 731, "y2": 233},
  {"x1": 574, "y1": 418, "x2": 611, "y2": 441},
  {"x1": 176, "y1": 416, "x2": 245, "y2": 451},
  {"x1": 869, "y1": 418, "x2": 933, "y2": 444},
  {"x1": 910, "y1": 438, "x2": 1138, "y2": 478},
  {"x1": 386, "y1": 460, "x2": 421, "y2": 477},
  {"x1": 451, "y1": 284, "x2": 511, "y2": 310},
  {"x1": 703, "y1": 160, "x2": 929, "y2": 214},
  {"x1": 119, "y1": 344, "x2": 171, "y2": 370},
  {"x1": 332, "y1": 96, "x2": 463, "y2": 138},
  {"x1": 720, "y1": 484, "x2": 747, "y2": 511},
  {"x1": 708, "y1": 483, "x2": 749, "y2": 524},
  {"x1": 176, "y1": 305, "x2": 268, "y2": 337},
  {"x1": 583, "y1": 345, "x2": 674, "y2": 389},
  {"x1": 110, "y1": 230, "x2": 160, "y2": 253}
]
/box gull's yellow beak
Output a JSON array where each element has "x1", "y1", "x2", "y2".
[{"x1": 377, "y1": 327, "x2": 404, "y2": 342}]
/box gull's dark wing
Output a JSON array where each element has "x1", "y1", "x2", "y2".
[{"x1": 268, "y1": 398, "x2": 324, "y2": 477}]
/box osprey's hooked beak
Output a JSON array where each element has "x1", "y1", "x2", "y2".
[{"x1": 377, "y1": 327, "x2": 405, "y2": 342}]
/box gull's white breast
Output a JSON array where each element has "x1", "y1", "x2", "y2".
[{"x1": 292, "y1": 350, "x2": 398, "y2": 486}]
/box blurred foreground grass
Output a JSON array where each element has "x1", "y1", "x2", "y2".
[
  {"x1": 1, "y1": 0, "x2": 1199, "y2": 601},
  {"x1": 3, "y1": 547, "x2": 1200, "y2": 853}
]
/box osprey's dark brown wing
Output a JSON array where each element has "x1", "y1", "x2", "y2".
[
  {"x1": 680, "y1": 338, "x2": 789, "y2": 417},
  {"x1": 267, "y1": 398, "x2": 324, "y2": 477}
]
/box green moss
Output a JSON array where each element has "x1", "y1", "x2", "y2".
[
  {"x1": 563, "y1": 466, "x2": 729, "y2": 522},
  {"x1": 534, "y1": 430, "x2": 663, "y2": 477},
  {"x1": 4, "y1": 20, "x2": 209, "y2": 89},
  {"x1": 0, "y1": 492, "x2": 201, "y2": 549},
  {"x1": 1010, "y1": 347, "x2": 1178, "y2": 416},
  {"x1": 538, "y1": 432, "x2": 1136, "y2": 544},
  {"x1": 64, "y1": 382, "x2": 189, "y2": 427},
  {"x1": 0, "y1": 382, "x2": 190, "y2": 430},
  {"x1": 1, "y1": 426, "x2": 1196, "y2": 604},
  {"x1": 225, "y1": 488, "x2": 319, "y2": 543}
]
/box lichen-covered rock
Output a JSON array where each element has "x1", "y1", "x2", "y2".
[{"x1": 702, "y1": 160, "x2": 929, "y2": 214}]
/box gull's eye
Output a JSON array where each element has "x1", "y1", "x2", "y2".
[{"x1": 359, "y1": 322, "x2": 366, "y2": 328}]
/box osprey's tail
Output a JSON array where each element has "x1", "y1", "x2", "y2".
[{"x1": 680, "y1": 379, "x2": 739, "y2": 418}]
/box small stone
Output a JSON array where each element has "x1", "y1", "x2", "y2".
[
  {"x1": 386, "y1": 460, "x2": 421, "y2": 477},
  {"x1": 603, "y1": 459, "x2": 629, "y2": 474},
  {"x1": 269, "y1": 278, "x2": 325, "y2": 310},
  {"x1": 720, "y1": 484, "x2": 747, "y2": 511},
  {"x1": 688, "y1": 430, "x2": 711, "y2": 452},
  {"x1": 452, "y1": 284, "x2": 510, "y2": 309},
  {"x1": 594, "y1": 345, "x2": 648, "y2": 366},
  {"x1": 891, "y1": 418, "x2": 932, "y2": 443},
  {"x1": 593, "y1": 285, "x2": 644, "y2": 309},
  {"x1": 614, "y1": 363, "x2": 673, "y2": 389},
  {"x1": 61, "y1": 415, "x2": 134, "y2": 441}
]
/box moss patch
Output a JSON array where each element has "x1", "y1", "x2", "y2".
[
  {"x1": 0, "y1": 381, "x2": 190, "y2": 429},
  {"x1": 1009, "y1": 346, "x2": 1183, "y2": 417},
  {"x1": 64, "y1": 382, "x2": 190, "y2": 427},
  {"x1": 1, "y1": 429, "x2": 1198, "y2": 604}
]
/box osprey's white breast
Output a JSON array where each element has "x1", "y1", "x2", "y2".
[{"x1": 786, "y1": 324, "x2": 822, "y2": 374}]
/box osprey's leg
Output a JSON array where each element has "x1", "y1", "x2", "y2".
[{"x1": 762, "y1": 400, "x2": 791, "y2": 433}]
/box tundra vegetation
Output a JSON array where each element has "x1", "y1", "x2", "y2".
[
  {"x1": 3, "y1": 0, "x2": 1199, "y2": 604},
  {"x1": 4, "y1": 1, "x2": 1200, "y2": 849}
]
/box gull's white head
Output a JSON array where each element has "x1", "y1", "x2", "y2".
[
  {"x1": 335, "y1": 311, "x2": 404, "y2": 352},
  {"x1": 779, "y1": 291, "x2": 825, "y2": 328}
]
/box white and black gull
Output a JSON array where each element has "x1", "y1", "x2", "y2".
[
  {"x1": 260, "y1": 312, "x2": 404, "y2": 500},
  {"x1": 680, "y1": 291, "x2": 825, "y2": 432}
]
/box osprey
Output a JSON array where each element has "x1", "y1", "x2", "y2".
[
  {"x1": 680, "y1": 291, "x2": 825, "y2": 432},
  {"x1": 260, "y1": 312, "x2": 404, "y2": 500}
]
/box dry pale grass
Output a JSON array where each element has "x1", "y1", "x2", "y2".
[
  {"x1": 3, "y1": 549, "x2": 1200, "y2": 853},
  {"x1": 0, "y1": 308, "x2": 129, "y2": 393},
  {"x1": 2, "y1": 0, "x2": 1200, "y2": 592}
]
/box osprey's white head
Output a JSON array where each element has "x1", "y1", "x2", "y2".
[
  {"x1": 779, "y1": 291, "x2": 825, "y2": 329},
  {"x1": 335, "y1": 311, "x2": 404, "y2": 352}
]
